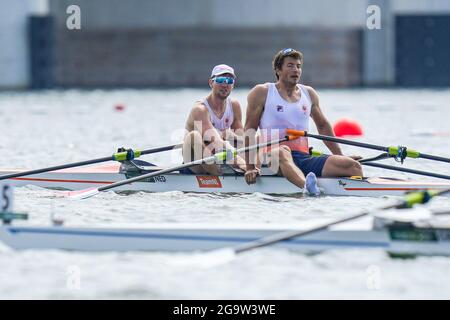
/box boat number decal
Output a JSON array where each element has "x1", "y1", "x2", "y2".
[
  {"x1": 150, "y1": 175, "x2": 166, "y2": 183},
  {"x1": 338, "y1": 180, "x2": 347, "y2": 187},
  {"x1": 0, "y1": 184, "x2": 13, "y2": 212},
  {"x1": 389, "y1": 228, "x2": 437, "y2": 242},
  {"x1": 138, "y1": 175, "x2": 166, "y2": 183},
  {"x1": 196, "y1": 176, "x2": 222, "y2": 188}
]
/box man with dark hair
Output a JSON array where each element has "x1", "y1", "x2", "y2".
[{"x1": 244, "y1": 48, "x2": 362, "y2": 194}]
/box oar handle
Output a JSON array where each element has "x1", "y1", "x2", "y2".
[{"x1": 286, "y1": 129, "x2": 387, "y2": 152}]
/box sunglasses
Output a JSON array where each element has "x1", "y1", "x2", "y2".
[
  {"x1": 213, "y1": 76, "x2": 235, "y2": 85},
  {"x1": 281, "y1": 48, "x2": 295, "y2": 55}
]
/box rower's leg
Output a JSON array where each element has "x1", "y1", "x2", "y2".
[
  {"x1": 321, "y1": 155, "x2": 363, "y2": 177},
  {"x1": 182, "y1": 131, "x2": 206, "y2": 174},
  {"x1": 182, "y1": 131, "x2": 222, "y2": 175},
  {"x1": 271, "y1": 146, "x2": 306, "y2": 188}
]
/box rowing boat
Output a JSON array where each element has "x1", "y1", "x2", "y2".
[
  {"x1": 0, "y1": 162, "x2": 449, "y2": 197},
  {"x1": 1, "y1": 217, "x2": 449, "y2": 256},
  {"x1": 0, "y1": 182, "x2": 448, "y2": 257}
]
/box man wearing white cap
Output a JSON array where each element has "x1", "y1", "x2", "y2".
[{"x1": 181, "y1": 64, "x2": 247, "y2": 175}]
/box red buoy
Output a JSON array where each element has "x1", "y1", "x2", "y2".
[
  {"x1": 333, "y1": 118, "x2": 363, "y2": 137},
  {"x1": 114, "y1": 104, "x2": 125, "y2": 112}
]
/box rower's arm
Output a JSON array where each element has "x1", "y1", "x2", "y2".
[
  {"x1": 230, "y1": 100, "x2": 244, "y2": 133},
  {"x1": 308, "y1": 87, "x2": 343, "y2": 156},
  {"x1": 244, "y1": 85, "x2": 266, "y2": 170},
  {"x1": 222, "y1": 100, "x2": 244, "y2": 143},
  {"x1": 190, "y1": 103, "x2": 231, "y2": 150}
]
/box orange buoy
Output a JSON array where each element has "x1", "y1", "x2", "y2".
[
  {"x1": 333, "y1": 118, "x2": 363, "y2": 137},
  {"x1": 114, "y1": 104, "x2": 125, "y2": 112}
]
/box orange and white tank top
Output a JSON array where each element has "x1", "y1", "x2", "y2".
[
  {"x1": 203, "y1": 98, "x2": 234, "y2": 131},
  {"x1": 259, "y1": 83, "x2": 312, "y2": 153}
]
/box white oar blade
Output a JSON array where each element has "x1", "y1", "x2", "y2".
[
  {"x1": 67, "y1": 187, "x2": 100, "y2": 200},
  {"x1": 168, "y1": 248, "x2": 237, "y2": 269}
]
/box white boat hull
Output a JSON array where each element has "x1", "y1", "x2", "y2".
[
  {"x1": 0, "y1": 163, "x2": 449, "y2": 197},
  {"x1": 1, "y1": 222, "x2": 450, "y2": 256}
]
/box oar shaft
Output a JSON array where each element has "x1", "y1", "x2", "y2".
[
  {"x1": 97, "y1": 160, "x2": 206, "y2": 192},
  {"x1": 140, "y1": 143, "x2": 182, "y2": 156},
  {"x1": 234, "y1": 211, "x2": 369, "y2": 254},
  {"x1": 288, "y1": 129, "x2": 450, "y2": 164},
  {"x1": 234, "y1": 188, "x2": 450, "y2": 254},
  {"x1": 0, "y1": 156, "x2": 113, "y2": 180},
  {"x1": 419, "y1": 153, "x2": 450, "y2": 164},
  {"x1": 98, "y1": 137, "x2": 290, "y2": 192},
  {"x1": 362, "y1": 162, "x2": 450, "y2": 180},
  {"x1": 306, "y1": 132, "x2": 387, "y2": 152},
  {"x1": 0, "y1": 143, "x2": 182, "y2": 181}
]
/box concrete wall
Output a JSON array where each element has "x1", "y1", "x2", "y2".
[
  {"x1": 392, "y1": 0, "x2": 450, "y2": 13},
  {"x1": 48, "y1": 0, "x2": 450, "y2": 30},
  {"x1": 0, "y1": 0, "x2": 48, "y2": 89},
  {"x1": 48, "y1": 0, "x2": 365, "y2": 88},
  {"x1": 53, "y1": 27, "x2": 362, "y2": 88},
  {"x1": 363, "y1": 0, "x2": 395, "y2": 86},
  {"x1": 49, "y1": 0, "x2": 368, "y2": 29},
  {"x1": 0, "y1": 1, "x2": 30, "y2": 88},
  {"x1": 362, "y1": 0, "x2": 450, "y2": 86},
  {"x1": 4, "y1": 0, "x2": 449, "y2": 89}
]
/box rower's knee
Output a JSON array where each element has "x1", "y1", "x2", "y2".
[
  {"x1": 185, "y1": 131, "x2": 202, "y2": 144},
  {"x1": 348, "y1": 159, "x2": 363, "y2": 176},
  {"x1": 184, "y1": 131, "x2": 204, "y2": 151},
  {"x1": 183, "y1": 131, "x2": 204, "y2": 161}
]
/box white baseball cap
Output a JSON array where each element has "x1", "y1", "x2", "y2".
[{"x1": 210, "y1": 64, "x2": 236, "y2": 78}]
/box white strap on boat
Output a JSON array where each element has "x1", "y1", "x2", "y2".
[{"x1": 259, "y1": 166, "x2": 278, "y2": 176}]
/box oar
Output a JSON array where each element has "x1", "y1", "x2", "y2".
[
  {"x1": 362, "y1": 162, "x2": 450, "y2": 180},
  {"x1": 184, "y1": 188, "x2": 450, "y2": 268},
  {"x1": 0, "y1": 143, "x2": 182, "y2": 181},
  {"x1": 358, "y1": 153, "x2": 390, "y2": 163},
  {"x1": 287, "y1": 129, "x2": 450, "y2": 164},
  {"x1": 69, "y1": 136, "x2": 296, "y2": 200},
  {"x1": 310, "y1": 149, "x2": 450, "y2": 180}
]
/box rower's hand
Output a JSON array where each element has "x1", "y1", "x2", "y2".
[
  {"x1": 245, "y1": 168, "x2": 260, "y2": 185},
  {"x1": 349, "y1": 155, "x2": 363, "y2": 161}
]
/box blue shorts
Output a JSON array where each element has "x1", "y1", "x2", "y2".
[
  {"x1": 291, "y1": 151, "x2": 330, "y2": 177},
  {"x1": 179, "y1": 167, "x2": 195, "y2": 174}
]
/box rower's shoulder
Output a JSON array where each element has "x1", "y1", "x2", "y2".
[
  {"x1": 230, "y1": 98, "x2": 241, "y2": 110},
  {"x1": 247, "y1": 83, "x2": 270, "y2": 103},
  {"x1": 250, "y1": 83, "x2": 271, "y2": 94},
  {"x1": 301, "y1": 84, "x2": 318, "y2": 96},
  {"x1": 190, "y1": 101, "x2": 209, "y2": 118},
  {"x1": 192, "y1": 100, "x2": 208, "y2": 110},
  {"x1": 302, "y1": 84, "x2": 319, "y2": 102}
]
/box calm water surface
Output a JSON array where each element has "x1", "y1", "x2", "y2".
[{"x1": 0, "y1": 88, "x2": 449, "y2": 299}]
